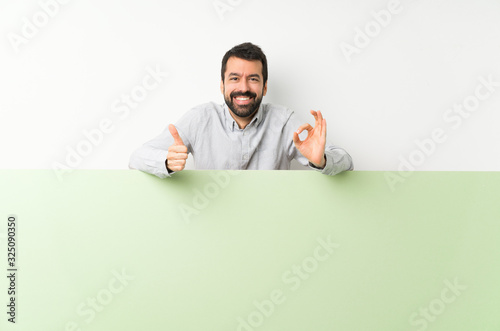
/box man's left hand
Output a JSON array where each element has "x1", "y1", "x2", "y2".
[{"x1": 293, "y1": 110, "x2": 327, "y2": 169}]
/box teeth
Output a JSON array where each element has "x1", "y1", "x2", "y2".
[{"x1": 236, "y1": 97, "x2": 250, "y2": 100}]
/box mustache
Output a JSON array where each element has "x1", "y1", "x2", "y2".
[{"x1": 230, "y1": 91, "x2": 257, "y2": 99}]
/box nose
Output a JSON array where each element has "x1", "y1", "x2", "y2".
[{"x1": 237, "y1": 79, "x2": 250, "y2": 92}]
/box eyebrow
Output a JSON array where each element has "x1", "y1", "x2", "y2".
[{"x1": 228, "y1": 72, "x2": 261, "y2": 78}]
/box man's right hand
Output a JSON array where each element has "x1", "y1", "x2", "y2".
[{"x1": 166, "y1": 124, "x2": 188, "y2": 172}]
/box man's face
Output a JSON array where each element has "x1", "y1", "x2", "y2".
[{"x1": 221, "y1": 57, "x2": 267, "y2": 119}]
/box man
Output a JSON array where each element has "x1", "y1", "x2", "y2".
[{"x1": 129, "y1": 42, "x2": 353, "y2": 178}]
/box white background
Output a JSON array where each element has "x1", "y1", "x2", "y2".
[{"x1": 1, "y1": 0, "x2": 499, "y2": 172}]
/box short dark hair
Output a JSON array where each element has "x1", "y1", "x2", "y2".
[{"x1": 221, "y1": 42, "x2": 268, "y2": 83}]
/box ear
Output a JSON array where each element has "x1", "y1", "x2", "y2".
[
  {"x1": 263, "y1": 81, "x2": 268, "y2": 96},
  {"x1": 220, "y1": 79, "x2": 224, "y2": 94}
]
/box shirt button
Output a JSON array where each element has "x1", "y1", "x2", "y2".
[{"x1": 243, "y1": 154, "x2": 249, "y2": 160}]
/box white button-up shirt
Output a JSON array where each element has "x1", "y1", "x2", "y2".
[{"x1": 129, "y1": 102, "x2": 353, "y2": 178}]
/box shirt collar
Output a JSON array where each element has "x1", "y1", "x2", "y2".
[{"x1": 223, "y1": 103, "x2": 264, "y2": 131}]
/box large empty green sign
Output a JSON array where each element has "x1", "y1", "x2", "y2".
[{"x1": 1, "y1": 170, "x2": 499, "y2": 330}]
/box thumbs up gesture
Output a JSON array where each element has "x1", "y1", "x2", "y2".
[{"x1": 166, "y1": 124, "x2": 188, "y2": 172}]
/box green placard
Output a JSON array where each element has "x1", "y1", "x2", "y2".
[{"x1": 1, "y1": 170, "x2": 499, "y2": 330}]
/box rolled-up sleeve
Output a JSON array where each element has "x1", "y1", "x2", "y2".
[
  {"x1": 310, "y1": 146, "x2": 353, "y2": 175},
  {"x1": 129, "y1": 142, "x2": 171, "y2": 178}
]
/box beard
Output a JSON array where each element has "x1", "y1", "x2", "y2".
[{"x1": 224, "y1": 89, "x2": 264, "y2": 118}]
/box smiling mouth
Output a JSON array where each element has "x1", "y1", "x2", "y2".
[{"x1": 233, "y1": 96, "x2": 253, "y2": 105}]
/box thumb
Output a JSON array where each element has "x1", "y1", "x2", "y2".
[
  {"x1": 292, "y1": 131, "x2": 301, "y2": 148},
  {"x1": 168, "y1": 124, "x2": 184, "y2": 146}
]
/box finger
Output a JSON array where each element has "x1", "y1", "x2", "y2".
[
  {"x1": 168, "y1": 124, "x2": 184, "y2": 146},
  {"x1": 296, "y1": 123, "x2": 314, "y2": 135},
  {"x1": 167, "y1": 152, "x2": 188, "y2": 160},
  {"x1": 310, "y1": 110, "x2": 320, "y2": 127},
  {"x1": 292, "y1": 131, "x2": 301, "y2": 146},
  {"x1": 168, "y1": 159, "x2": 186, "y2": 166},
  {"x1": 317, "y1": 110, "x2": 323, "y2": 125},
  {"x1": 168, "y1": 145, "x2": 188, "y2": 153},
  {"x1": 317, "y1": 111, "x2": 324, "y2": 136},
  {"x1": 318, "y1": 110, "x2": 326, "y2": 136},
  {"x1": 322, "y1": 118, "x2": 327, "y2": 139},
  {"x1": 168, "y1": 163, "x2": 185, "y2": 172},
  {"x1": 317, "y1": 111, "x2": 324, "y2": 131},
  {"x1": 168, "y1": 159, "x2": 186, "y2": 167},
  {"x1": 168, "y1": 152, "x2": 188, "y2": 160}
]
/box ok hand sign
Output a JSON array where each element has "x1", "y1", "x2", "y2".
[{"x1": 292, "y1": 110, "x2": 327, "y2": 169}]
